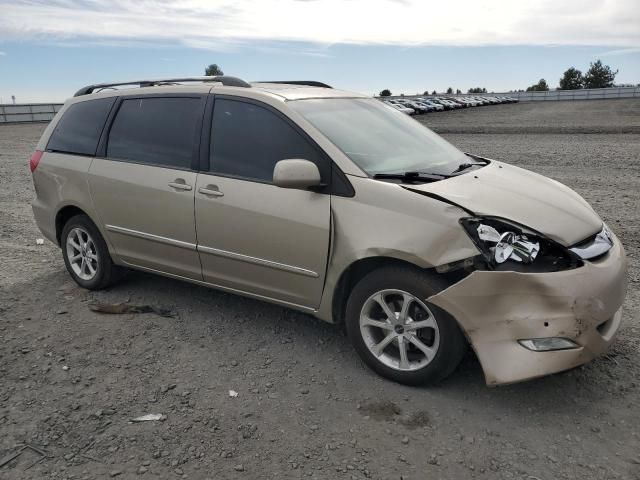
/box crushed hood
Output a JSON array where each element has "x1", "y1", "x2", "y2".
[{"x1": 406, "y1": 161, "x2": 602, "y2": 246}]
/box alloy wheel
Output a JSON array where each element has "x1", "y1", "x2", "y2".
[
  {"x1": 66, "y1": 227, "x2": 99, "y2": 281},
  {"x1": 359, "y1": 289, "x2": 440, "y2": 371}
]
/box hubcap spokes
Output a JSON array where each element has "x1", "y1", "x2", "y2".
[
  {"x1": 360, "y1": 289, "x2": 440, "y2": 372},
  {"x1": 66, "y1": 227, "x2": 99, "y2": 281}
]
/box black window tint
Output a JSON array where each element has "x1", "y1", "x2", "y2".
[
  {"x1": 47, "y1": 97, "x2": 115, "y2": 156},
  {"x1": 107, "y1": 97, "x2": 200, "y2": 169},
  {"x1": 210, "y1": 99, "x2": 328, "y2": 182}
]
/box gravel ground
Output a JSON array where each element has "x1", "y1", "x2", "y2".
[
  {"x1": 1, "y1": 100, "x2": 639, "y2": 480},
  {"x1": 420, "y1": 99, "x2": 640, "y2": 134}
]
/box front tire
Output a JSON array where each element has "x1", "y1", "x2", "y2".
[
  {"x1": 345, "y1": 266, "x2": 466, "y2": 386},
  {"x1": 61, "y1": 214, "x2": 120, "y2": 290}
]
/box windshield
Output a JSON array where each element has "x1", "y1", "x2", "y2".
[{"x1": 289, "y1": 98, "x2": 469, "y2": 175}]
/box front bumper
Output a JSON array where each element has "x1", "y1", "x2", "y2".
[{"x1": 428, "y1": 237, "x2": 628, "y2": 385}]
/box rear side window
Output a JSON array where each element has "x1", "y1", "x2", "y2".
[
  {"x1": 107, "y1": 97, "x2": 201, "y2": 169},
  {"x1": 210, "y1": 98, "x2": 329, "y2": 183},
  {"x1": 47, "y1": 97, "x2": 115, "y2": 156}
]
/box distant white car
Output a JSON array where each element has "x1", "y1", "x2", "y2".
[
  {"x1": 468, "y1": 96, "x2": 490, "y2": 105},
  {"x1": 433, "y1": 98, "x2": 460, "y2": 110},
  {"x1": 454, "y1": 97, "x2": 480, "y2": 107},
  {"x1": 395, "y1": 99, "x2": 428, "y2": 114},
  {"x1": 416, "y1": 98, "x2": 445, "y2": 111},
  {"x1": 412, "y1": 101, "x2": 435, "y2": 113},
  {"x1": 384, "y1": 100, "x2": 415, "y2": 115},
  {"x1": 481, "y1": 96, "x2": 501, "y2": 104}
]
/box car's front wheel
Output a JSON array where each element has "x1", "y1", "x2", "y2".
[
  {"x1": 345, "y1": 266, "x2": 466, "y2": 385},
  {"x1": 61, "y1": 214, "x2": 121, "y2": 290}
]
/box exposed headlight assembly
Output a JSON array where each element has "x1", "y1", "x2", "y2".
[
  {"x1": 476, "y1": 223, "x2": 540, "y2": 264},
  {"x1": 460, "y1": 217, "x2": 581, "y2": 272}
]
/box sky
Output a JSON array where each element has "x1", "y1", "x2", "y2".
[{"x1": 0, "y1": 0, "x2": 639, "y2": 103}]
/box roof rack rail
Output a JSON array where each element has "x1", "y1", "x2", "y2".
[
  {"x1": 73, "y1": 76, "x2": 251, "y2": 97},
  {"x1": 255, "y1": 81, "x2": 332, "y2": 89}
]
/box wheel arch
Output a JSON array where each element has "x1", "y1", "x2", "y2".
[
  {"x1": 330, "y1": 256, "x2": 428, "y2": 326},
  {"x1": 55, "y1": 204, "x2": 94, "y2": 246},
  {"x1": 327, "y1": 253, "x2": 472, "y2": 326}
]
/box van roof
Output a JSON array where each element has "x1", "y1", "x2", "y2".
[
  {"x1": 71, "y1": 76, "x2": 368, "y2": 102},
  {"x1": 251, "y1": 83, "x2": 367, "y2": 100}
]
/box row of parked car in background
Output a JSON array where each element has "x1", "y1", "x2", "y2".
[{"x1": 382, "y1": 95, "x2": 519, "y2": 115}]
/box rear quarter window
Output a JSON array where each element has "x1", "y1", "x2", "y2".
[{"x1": 46, "y1": 97, "x2": 115, "y2": 156}]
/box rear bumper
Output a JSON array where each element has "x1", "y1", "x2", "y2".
[
  {"x1": 32, "y1": 198, "x2": 58, "y2": 245},
  {"x1": 428, "y1": 238, "x2": 628, "y2": 385}
]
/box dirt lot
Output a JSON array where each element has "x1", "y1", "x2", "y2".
[
  {"x1": 1, "y1": 99, "x2": 639, "y2": 480},
  {"x1": 420, "y1": 98, "x2": 640, "y2": 134}
]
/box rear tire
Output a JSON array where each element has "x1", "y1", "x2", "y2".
[
  {"x1": 61, "y1": 214, "x2": 121, "y2": 290},
  {"x1": 345, "y1": 266, "x2": 466, "y2": 386}
]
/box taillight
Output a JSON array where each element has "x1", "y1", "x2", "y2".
[{"x1": 30, "y1": 150, "x2": 43, "y2": 173}]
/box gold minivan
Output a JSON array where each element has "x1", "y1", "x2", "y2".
[{"x1": 31, "y1": 77, "x2": 627, "y2": 386}]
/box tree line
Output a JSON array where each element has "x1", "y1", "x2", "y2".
[
  {"x1": 525, "y1": 59, "x2": 618, "y2": 92},
  {"x1": 378, "y1": 59, "x2": 620, "y2": 96}
]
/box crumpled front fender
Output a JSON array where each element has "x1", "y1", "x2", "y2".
[{"x1": 428, "y1": 237, "x2": 628, "y2": 385}]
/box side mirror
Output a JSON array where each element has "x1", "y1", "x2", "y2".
[{"x1": 273, "y1": 159, "x2": 322, "y2": 190}]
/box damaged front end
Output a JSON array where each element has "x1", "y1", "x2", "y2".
[{"x1": 429, "y1": 218, "x2": 627, "y2": 385}]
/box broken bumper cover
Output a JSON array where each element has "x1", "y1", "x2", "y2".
[{"x1": 428, "y1": 237, "x2": 628, "y2": 385}]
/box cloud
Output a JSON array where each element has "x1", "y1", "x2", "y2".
[
  {"x1": 0, "y1": 0, "x2": 638, "y2": 49},
  {"x1": 597, "y1": 47, "x2": 640, "y2": 56},
  {"x1": 0, "y1": 51, "x2": 6, "y2": 56}
]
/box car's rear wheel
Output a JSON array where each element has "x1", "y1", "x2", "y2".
[
  {"x1": 345, "y1": 266, "x2": 466, "y2": 385},
  {"x1": 61, "y1": 214, "x2": 121, "y2": 290}
]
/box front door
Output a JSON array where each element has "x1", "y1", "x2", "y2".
[
  {"x1": 89, "y1": 95, "x2": 205, "y2": 280},
  {"x1": 194, "y1": 97, "x2": 331, "y2": 308}
]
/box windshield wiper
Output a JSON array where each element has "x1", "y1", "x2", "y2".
[
  {"x1": 449, "y1": 162, "x2": 486, "y2": 175},
  {"x1": 450, "y1": 154, "x2": 491, "y2": 175},
  {"x1": 372, "y1": 171, "x2": 451, "y2": 183}
]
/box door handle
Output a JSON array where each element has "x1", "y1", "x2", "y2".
[
  {"x1": 168, "y1": 180, "x2": 192, "y2": 191},
  {"x1": 199, "y1": 185, "x2": 224, "y2": 197}
]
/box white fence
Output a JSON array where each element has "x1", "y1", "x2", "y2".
[
  {"x1": 0, "y1": 103, "x2": 63, "y2": 123},
  {"x1": 502, "y1": 86, "x2": 640, "y2": 101},
  {"x1": 390, "y1": 86, "x2": 640, "y2": 102}
]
